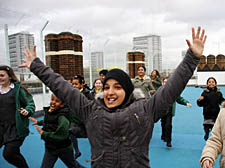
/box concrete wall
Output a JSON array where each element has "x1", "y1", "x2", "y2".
[{"x1": 197, "y1": 71, "x2": 225, "y2": 86}]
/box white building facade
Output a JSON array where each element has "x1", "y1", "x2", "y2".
[
  {"x1": 91, "y1": 51, "x2": 104, "y2": 70},
  {"x1": 133, "y1": 35, "x2": 162, "y2": 74},
  {"x1": 8, "y1": 31, "x2": 34, "y2": 74}
]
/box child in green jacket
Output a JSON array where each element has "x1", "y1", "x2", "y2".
[
  {"x1": 161, "y1": 76, "x2": 192, "y2": 147},
  {"x1": 0, "y1": 65, "x2": 35, "y2": 168},
  {"x1": 29, "y1": 94, "x2": 84, "y2": 168}
]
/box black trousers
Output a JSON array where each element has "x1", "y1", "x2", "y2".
[
  {"x1": 161, "y1": 111, "x2": 173, "y2": 143},
  {"x1": 2, "y1": 139, "x2": 29, "y2": 168},
  {"x1": 41, "y1": 148, "x2": 80, "y2": 168}
]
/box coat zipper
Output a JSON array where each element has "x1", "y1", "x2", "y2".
[{"x1": 134, "y1": 113, "x2": 142, "y2": 127}]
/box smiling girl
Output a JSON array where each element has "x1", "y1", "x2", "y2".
[
  {"x1": 0, "y1": 65, "x2": 35, "y2": 168},
  {"x1": 29, "y1": 94, "x2": 84, "y2": 168},
  {"x1": 197, "y1": 77, "x2": 225, "y2": 141}
]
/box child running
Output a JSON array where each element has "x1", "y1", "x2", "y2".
[
  {"x1": 197, "y1": 77, "x2": 225, "y2": 141},
  {"x1": 29, "y1": 94, "x2": 82, "y2": 168},
  {"x1": 70, "y1": 75, "x2": 89, "y2": 159},
  {"x1": 0, "y1": 65, "x2": 35, "y2": 168},
  {"x1": 161, "y1": 76, "x2": 192, "y2": 147}
]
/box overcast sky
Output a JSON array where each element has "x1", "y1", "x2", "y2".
[{"x1": 1, "y1": 0, "x2": 225, "y2": 71}]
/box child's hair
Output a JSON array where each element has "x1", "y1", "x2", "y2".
[
  {"x1": 137, "y1": 65, "x2": 146, "y2": 72},
  {"x1": 93, "y1": 78, "x2": 103, "y2": 86},
  {"x1": 65, "y1": 77, "x2": 73, "y2": 83},
  {"x1": 73, "y1": 74, "x2": 84, "y2": 84},
  {"x1": 51, "y1": 94, "x2": 64, "y2": 103},
  {"x1": 0, "y1": 65, "x2": 31, "y2": 95},
  {"x1": 99, "y1": 69, "x2": 108, "y2": 76},
  {"x1": 151, "y1": 69, "x2": 161, "y2": 78},
  {"x1": 0, "y1": 65, "x2": 19, "y2": 82},
  {"x1": 207, "y1": 77, "x2": 217, "y2": 85}
]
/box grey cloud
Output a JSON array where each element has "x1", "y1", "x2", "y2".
[{"x1": 1, "y1": 0, "x2": 225, "y2": 70}]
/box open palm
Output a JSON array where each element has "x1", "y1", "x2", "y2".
[
  {"x1": 186, "y1": 26, "x2": 207, "y2": 57},
  {"x1": 19, "y1": 46, "x2": 37, "y2": 68}
]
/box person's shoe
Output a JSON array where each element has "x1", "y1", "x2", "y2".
[
  {"x1": 166, "y1": 142, "x2": 172, "y2": 147},
  {"x1": 75, "y1": 152, "x2": 81, "y2": 159}
]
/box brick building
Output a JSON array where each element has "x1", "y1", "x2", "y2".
[
  {"x1": 45, "y1": 32, "x2": 83, "y2": 79},
  {"x1": 126, "y1": 51, "x2": 145, "y2": 78},
  {"x1": 197, "y1": 54, "x2": 225, "y2": 71}
]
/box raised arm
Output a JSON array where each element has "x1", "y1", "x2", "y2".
[
  {"x1": 148, "y1": 26, "x2": 207, "y2": 122},
  {"x1": 19, "y1": 46, "x2": 92, "y2": 121}
]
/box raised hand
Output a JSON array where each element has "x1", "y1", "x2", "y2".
[
  {"x1": 18, "y1": 46, "x2": 37, "y2": 69},
  {"x1": 186, "y1": 26, "x2": 207, "y2": 57},
  {"x1": 18, "y1": 108, "x2": 29, "y2": 116},
  {"x1": 186, "y1": 103, "x2": 192, "y2": 108},
  {"x1": 202, "y1": 159, "x2": 213, "y2": 168},
  {"x1": 35, "y1": 125, "x2": 43, "y2": 135},
  {"x1": 28, "y1": 117, "x2": 38, "y2": 125},
  {"x1": 198, "y1": 96, "x2": 204, "y2": 101}
]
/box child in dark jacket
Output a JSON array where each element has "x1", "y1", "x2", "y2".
[
  {"x1": 29, "y1": 94, "x2": 82, "y2": 168},
  {"x1": 70, "y1": 75, "x2": 89, "y2": 159},
  {"x1": 197, "y1": 77, "x2": 225, "y2": 141},
  {"x1": 161, "y1": 76, "x2": 192, "y2": 147}
]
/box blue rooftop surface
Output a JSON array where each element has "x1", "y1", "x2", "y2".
[{"x1": 1, "y1": 86, "x2": 224, "y2": 168}]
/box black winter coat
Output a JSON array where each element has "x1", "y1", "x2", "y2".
[
  {"x1": 30, "y1": 49, "x2": 199, "y2": 168},
  {"x1": 42, "y1": 107, "x2": 71, "y2": 150},
  {"x1": 197, "y1": 87, "x2": 224, "y2": 120}
]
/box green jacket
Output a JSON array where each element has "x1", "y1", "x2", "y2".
[
  {"x1": 38, "y1": 115, "x2": 73, "y2": 155},
  {"x1": 171, "y1": 95, "x2": 189, "y2": 116},
  {"x1": 151, "y1": 77, "x2": 162, "y2": 90},
  {"x1": 14, "y1": 82, "x2": 35, "y2": 138}
]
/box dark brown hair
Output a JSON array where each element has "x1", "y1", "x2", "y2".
[
  {"x1": 0, "y1": 65, "x2": 31, "y2": 95},
  {"x1": 151, "y1": 69, "x2": 161, "y2": 79},
  {"x1": 207, "y1": 77, "x2": 217, "y2": 85},
  {"x1": 93, "y1": 78, "x2": 103, "y2": 88},
  {"x1": 137, "y1": 65, "x2": 146, "y2": 72}
]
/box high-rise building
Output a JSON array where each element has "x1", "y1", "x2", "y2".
[
  {"x1": 91, "y1": 51, "x2": 104, "y2": 70},
  {"x1": 45, "y1": 32, "x2": 83, "y2": 80},
  {"x1": 8, "y1": 31, "x2": 34, "y2": 73},
  {"x1": 133, "y1": 35, "x2": 162, "y2": 74}
]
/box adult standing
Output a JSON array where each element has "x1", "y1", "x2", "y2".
[
  {"x1": 20, "y1": 27, "x2": 206, "y2": 168},
  {"x1": 132, "y1": 66, "x2": 155, "y2": 98},
  {"x1": 0, "y1": 65, "x2": 35, "y2": 168}
]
